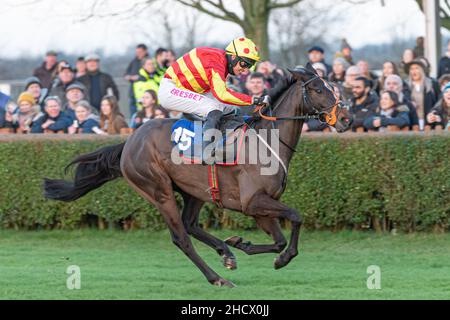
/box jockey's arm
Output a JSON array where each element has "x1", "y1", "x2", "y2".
[{"x1": 209, "y1": 69, "x2": 252, "y2": 106}]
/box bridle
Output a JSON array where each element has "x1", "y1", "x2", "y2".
[{"x1": 253, "y1": 73, "x2": 343, "y2": 152}]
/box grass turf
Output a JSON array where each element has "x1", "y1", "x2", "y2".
[{"x1": 0, "y1": 229, "x2": 449, "y2": 299}]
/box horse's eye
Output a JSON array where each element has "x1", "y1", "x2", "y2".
[{"x1": 316, "y1": 89, "x2": 322, "y2": 94}]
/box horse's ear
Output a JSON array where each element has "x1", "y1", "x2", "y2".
[
  {"x1": 287, "y1": 68, "x2": 303, "y2": 81},
  {"x1": 305, "y1": 62, "x2": 317, "y2": 75}
]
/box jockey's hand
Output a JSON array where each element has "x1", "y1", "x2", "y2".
[{"x1": 252, "y1": 95, "x2": 271, "y2": 107}]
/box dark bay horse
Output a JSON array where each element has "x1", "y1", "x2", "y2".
[{"x1": 44, "y1": 64, "x2": 351, "y2": 287}]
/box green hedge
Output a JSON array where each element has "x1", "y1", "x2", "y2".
[{"x1": 0, "y1": 133, "x2": 448, "y2": 232}]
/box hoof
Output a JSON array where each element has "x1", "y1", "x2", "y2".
[
  {"x1": 222, "y1": 255, "x2": 237, "y2": 270},
  {"x1": 224, "y1": 236, "x2": 242, "y2": 247},
  {"x1": 212, "y1": 278, "x2": 236, "y2": 288},
  {"x1": 274, "y1": 250, "x2": 298, "y2": 270}
]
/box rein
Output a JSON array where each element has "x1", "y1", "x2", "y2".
[{"x1": 253, "y1": 74, "x2": 342, "y2": 152}]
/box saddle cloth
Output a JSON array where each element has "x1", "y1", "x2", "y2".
[{"x1": 171, "y1": 113, "x2": 251, "y2": 165}]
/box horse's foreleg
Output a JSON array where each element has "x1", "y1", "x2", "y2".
[
  {"x1": 181, "y1": 193, "x2": 237, "y2": 270},
  {"x1": 239, "y1": 193, "x2": 302, "y2": 269},
  {"x1": 225, "y1": 217, "x2": 287, "y2": 255}
]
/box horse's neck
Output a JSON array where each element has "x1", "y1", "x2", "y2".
[{"x1": 259, "y1": 85, "x2": 303, "y2": 165}]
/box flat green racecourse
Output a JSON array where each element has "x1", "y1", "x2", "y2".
[{"x1": 1, "y1": 230, "x2": 449, "y2": 299}]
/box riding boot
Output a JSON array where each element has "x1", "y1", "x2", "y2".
[{"x1": 202, "y1": 110, "x2": 223, "y2": 164}]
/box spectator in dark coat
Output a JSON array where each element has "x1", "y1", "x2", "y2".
[
  {"x1": 77, "y1": 53, "x2": 119, "y2": 111},
  {"x1": 48, "y1": 62, "x2": 76, "y2": 106},
  {"x1": 405, "y1": 59, "x2": 440, "y2": 130},
  {"x1": 24, "y1": 76, "x2": 48, "y2": 111},
  {"x1": 307, "y1": 46, "x2": 332, "y2": 75},
  {"x1": 384, "y1": 74, "x2": 419, "y2": 129},
  {"x1": 438, "y1": 40, "x2": 450, "y2": 78},
  {"x1": 31, "y1": 96, "x2": 72, "y2": 133},
  {"x1": 427, "y1": 82, "x2": 450, "y2": 130},
  {"x1": 256, "y1": 61, "x2": 285, "y2": 90},
  {"x1": 364, "y1": 90, "x2": 410, "y2": 131},
  {"x1": 32, "y1": 51, "x2": 58, "y2": 89},
  {"x1": 349, "y1": 77, "x2": 379, "y2": 131},
  {"x1": 75, "y1": 57, "x2": 87, "y2": 78},
  {"x1": 125, "y1": 44, "x2": 149, "y2": 115}
]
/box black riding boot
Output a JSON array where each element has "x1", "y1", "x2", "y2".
[{"x1": 202, "y1": 110, "x2": 223, "y2": 164}]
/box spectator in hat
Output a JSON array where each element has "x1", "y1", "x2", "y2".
[
  {"x1": 328, "y1": 57, "x2": 349, "y2": 86},
  {"x1": 307, "y1": 46, "x2": 332, "y2": 75},
  {"x1": 68, "y1": 100, "x2": 103, "y2": 134},
  {"x1": 405, "y1": 59, "x2": 440, "y2": 130},
  {"x1": 349, "y1": 76, "x2": 379, "y2": 131},
  {"x1": 384, "y1": 74, "x2": 419, "y2": 130},
  {"x1": 133, "y1": 57, "x2": 161, "y2": 112},
  {"x1": 75, "y1": 57, "x2": 87, "y2": 78},
  {"x1": 31, "y1": 96, "x2": 72, "y2": 133},
  {"x1": 8, "y1": 92, "x2": 42, "y2": 133},
  {"x1": 335, "y1": 38, "x2": 354, "y2": 66},
  {"x1": 438, "y1": 73, "x2": 450, "y2": 92},
  {"x1": 376, "y1": 61, "x2": 409, "y2": 97},
  {"x1": 125, "y1": 44, "x2": 149, "y2": 114},
  {"x1": 64, "y1": 82, "x2": 87, "y2": 121},
  {"x1": 24, "y1": 76, "x2": 47, "y2": 110},
  {"x1": 364, "y1": 90, "x2": 410, "y2": 131},
  {"x1": 426, "y1": 82, "x2": 450, "y2": 130},
  {"x1": 49, "y1": 62, "x2": 76, "y2": 106},
  {"x1": 99, "y1": 95, "x2": 128, "y2": 134},
  {"x1": 78, "y1": 53, "x2": 120, "y2": 111},
  {"x1": 33, "y1": 50, "x2": 58, "y2": 89}
]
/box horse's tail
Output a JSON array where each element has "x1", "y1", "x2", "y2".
[{"x1": 43, "y1": 142, "x2": 125, "y2": 202}]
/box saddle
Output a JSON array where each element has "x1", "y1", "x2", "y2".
[{"x1": 171, "y1": 110, "x2": 251, "y2": 165}]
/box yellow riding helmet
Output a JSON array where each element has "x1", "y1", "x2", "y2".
[{"x1": 225, "y1": 37, "x2": 260, "y2": 62}]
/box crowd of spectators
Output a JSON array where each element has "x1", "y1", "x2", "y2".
[{"x1": 0, "y1": 38, "x2": 449, "y2": 135}]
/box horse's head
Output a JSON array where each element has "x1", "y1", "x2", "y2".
[{"x1": 288, "y1": 63, "x2": 352, "y2": 132}]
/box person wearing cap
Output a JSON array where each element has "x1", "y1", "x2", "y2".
[
  {"x1": 426, "y1": 82, "x2": 450, "y2": 130},
  {"x1": 24, "y1": 76, "x2": 48, "y2": 110},
  {"x1": 31, "y1": 96, "x2": 72, "y2": 133},
  {"x1": 32, "y1": 50, "x2": 58, "y2": 90},
  {"x1": 78, "y1": 53, "x2": 119, "y2": 111},
  {"x1": 308, "y1": 46, "x2": 331, "y2": 75},
  {"x1": 7, "y1": 92, "x2": 42, "y2": 133},
  {"x1": 405, "y1": 59, "x2": 440, "y2": 130},
  {"x1": 49, "y1": 62, "x2": 76, "y2": 106},
  {"x1": 335, "y1": 38, "x2": 354, "y2": 66},
  {"x1": 64, "y1": 82, "x2": 86, "y2": 121}
]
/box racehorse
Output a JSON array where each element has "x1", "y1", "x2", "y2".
[{"x1": 44, "y1": 63, "x2": 351, "y2": 287}]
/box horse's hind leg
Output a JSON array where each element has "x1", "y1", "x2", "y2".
[
  {"x1": 225, "y1": 217, "x2": 287, "y2": 255},
  {"x1": 181, "y1": 193, "x2": 237, "y2": 270},
  {"x1": 124, "y1": 172, "x2": 234, "y2": 287}
]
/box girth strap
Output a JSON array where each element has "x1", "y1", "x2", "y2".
[{"x1": 207, "y1": 164, "x2": 223, "y2": 208}]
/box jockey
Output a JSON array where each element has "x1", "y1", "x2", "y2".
[{"x1": 158, "y1": 37, "x2": 271, "y2": 149}]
